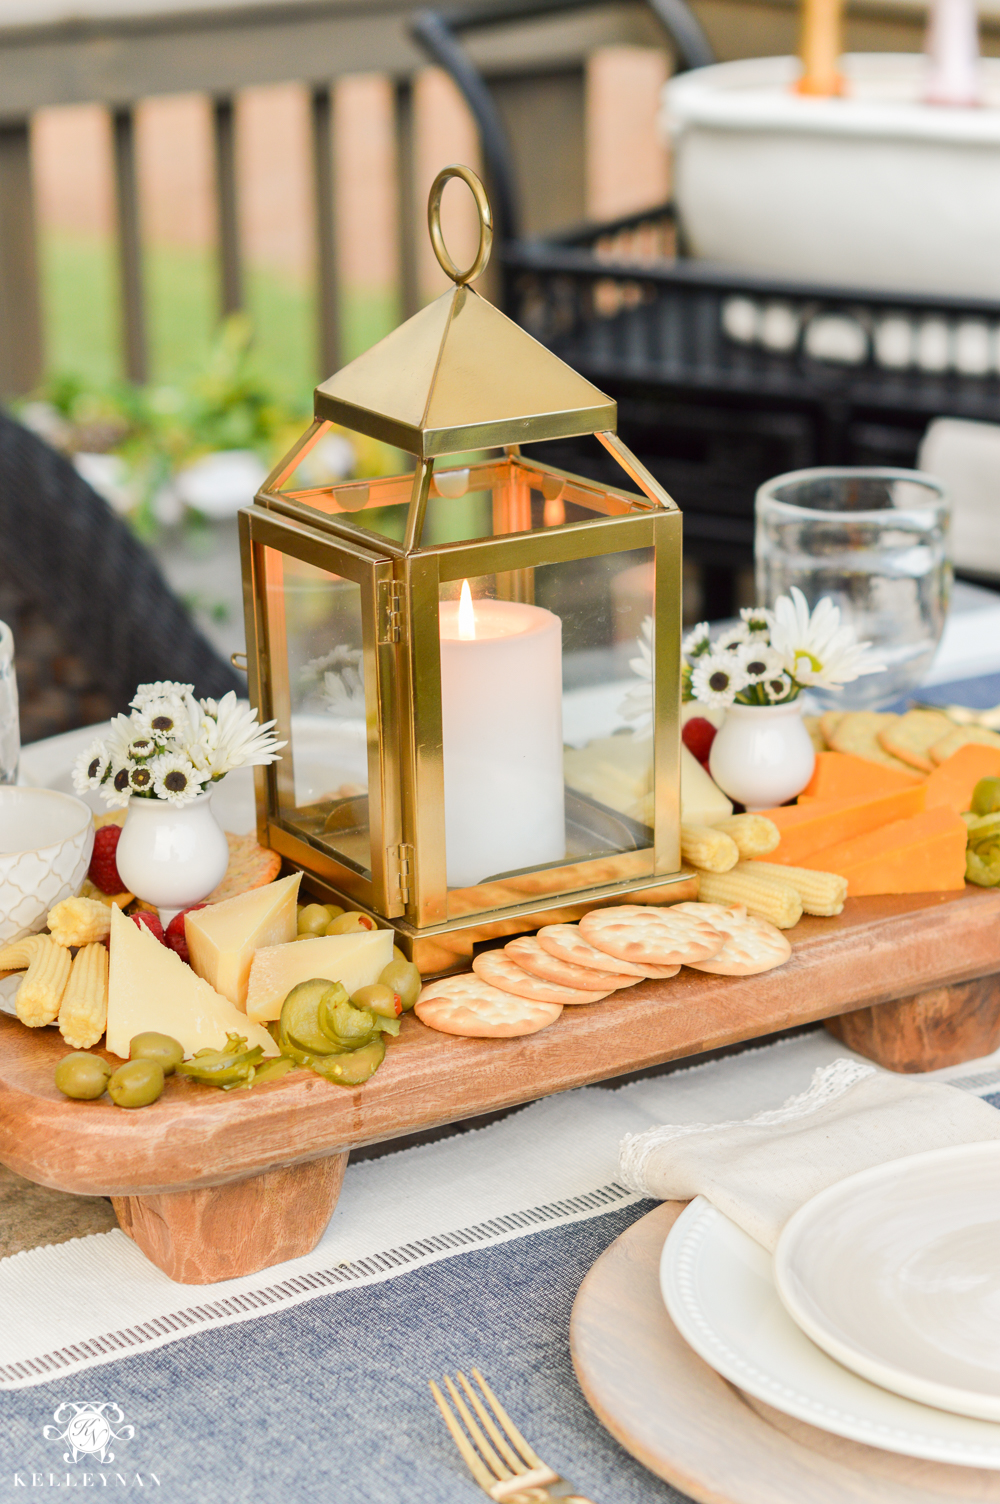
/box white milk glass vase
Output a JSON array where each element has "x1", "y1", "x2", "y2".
[
  {"x1": 115, "y1": 790, "x2": 230, "y2": 919},
  {"x1": 708, "y1": 700, "x2": 816, "y2": 810}
]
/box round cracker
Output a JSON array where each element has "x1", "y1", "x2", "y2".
[
  {"x1": 473, "y1": 948, "x2": 611, "y2": 1005},
  {"x1": 506, "y1": 935, "x2": 640, "y2": 993},
  {"x1": 674, "y1": 902, "x2": 792, "y2": 976},
  {"x1": 415, "y1": 973, "x2": 561, "y2": 1036},
  {"x1": 536, "y1": 923, "x2": 679, "y2": 980},
  {"x1": 580, "y1": 903, "x2": 724, "y2": 967}
]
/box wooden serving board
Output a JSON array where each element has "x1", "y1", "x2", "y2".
[
  {"x1": 2, "y1": 888, "x2": 1000, "y2": 1283},
  {"x1": 571, "y1": 1203, "x2": 1000, "y2": 1503}
]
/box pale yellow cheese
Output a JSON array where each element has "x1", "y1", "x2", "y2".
[
  {"x1": 246, "y1": 929, "x2": 394, "y2": 1024},
  {"x1": 185, "y1": 871, "x2": 302, "y2": 1009},
  {"x1": 681, "y1": 744, "x2": 733, "y2": 825},
  {"x1": 106, "y1": 905, "x2": 279, "y2": 1059}
]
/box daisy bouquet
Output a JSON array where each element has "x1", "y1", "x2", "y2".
[
  {"x1": 73, "y1": 681, "x2": 285, "y2": 808},
  {"x1": 682, "y1": 588, "x2": 884, "y2": 708}
]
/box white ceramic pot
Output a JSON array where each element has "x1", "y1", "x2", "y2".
[
  {"x1": 708, "y1": 701, "x2": 815, "y2": 810},
  {"x1": 115, "y1": 790, "x2": 229, "y2": 918},
  {"x1": 0, "y1": 787, "x2": 94, "y2": 945},
  {"x1": 663, "y1": 55, "x2": 1000, "y2": 298}
]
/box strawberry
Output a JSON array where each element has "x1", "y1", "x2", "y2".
[
  {"x1": 129, "y1": 911, "x2": 165, "y2": 944},
  {"x1": 682, "y1": 717, "x2": 718, "y2": 767},
  {"x1": 89, "y1": 824, "x2": 124, "y2": 895},
  {"x1": 164, "y1": 904, "x2": 207, "y2": 965}
]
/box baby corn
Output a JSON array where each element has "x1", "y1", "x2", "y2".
[
  {"x1": 16, "y1": 935, "x2": 72, "y2": 1027},
  {"x1": 0, "y1": 934, "x2": 50, "y2": 972},
  {"x1": 680, "y1": 823, "x2": 739, "y2": 873},
  {"x1": 58, "y1": 943, "x2": 109, "y2": 1049},
  {"x1": 746, "y1": 861, "x2": 847, "y2": 916},
  {"x1": 47, "y1": 896, "x2": 112, "y2": 948},
  {"x1": 696, "y1": 867, "x2": 802, "y2": 929},
  {"x1": 713, "y1": 813, "x2": 780, "y2": 858}
]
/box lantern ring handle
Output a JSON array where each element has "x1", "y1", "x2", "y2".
[{"x1": 427, "y1": 164, "x2": 493, "y2": 285}]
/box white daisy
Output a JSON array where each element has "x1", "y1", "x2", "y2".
[
  {"x1": 191, "y1": 692, "x2": 284, "y2": 778},
  {"x1": 139, "y1": 692, "x2": 201, "y2": 746},
  {"x1": 682, "y1": 621, "x2": 711, "y2": 658},
  {"x1": 152, "y1": 752, "x2": 209, "y2": 804},
  {"x1": 126, "y1": 734, "x2": 158, "y2": 761},
  {"x1": 104, "y1": 712, "x2": 137, "y2": 765},
  {"x1": 691, "y1": 651, "x2": 749, "y2": 708},
  {"x1": 130, "y1": 680, "x2": 195, "y2": 710},
  {"x1": 739, "y1": 606, "x2": 772, "y2": 638},
  {"x1": 736, "y1": 641, "x2": 783, "y2": 683},
  {"x1": 72, "y1": 739, "x2": 111, "y2": 793},
  {"x1": 103, "y1": 760, "x2": 136, "y2": 808},
  {"x1": 128, "y1": 763, "x2": 156, "y2": 795},
  {"x1": 764, "y1": 672, "x2": 794, "y2": 703},
  {"x1": 713, "y1": 623, "x2": 750, "y2": 653},
  {"x1": 769, "y1": 587, "x2": 884, "y2": 688}
]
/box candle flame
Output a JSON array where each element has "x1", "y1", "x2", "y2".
[{"x1": 458, "y1": 579, "x2": 476, "y2": 640}]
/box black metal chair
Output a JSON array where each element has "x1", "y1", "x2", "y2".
[{"x1": 0, "y1": 409, "x2": 242, "y2": 741}]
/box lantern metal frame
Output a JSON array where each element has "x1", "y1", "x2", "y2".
[{"x1": 240, "y1": 166, "x2": 693, "y2": 973}]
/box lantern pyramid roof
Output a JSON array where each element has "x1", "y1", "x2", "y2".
[{"x1": 313, "y1": 283, "x2": 617, "y2": 459}]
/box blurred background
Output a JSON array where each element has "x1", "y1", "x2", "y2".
[{"x1": 5, "y1": 0, "x2": 1000, "y2": 742}]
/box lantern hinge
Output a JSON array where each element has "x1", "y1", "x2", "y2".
[
  {"x1": 386, "y1": 842, "x2": 414, "y2": 905},
  {"x1": 377, "y1": 579, "x2": 407, "y2": 644}
]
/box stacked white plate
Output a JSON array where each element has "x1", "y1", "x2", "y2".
[{"x1": 660, "y1": 1142, "x2": 1000, "y2": 1469}]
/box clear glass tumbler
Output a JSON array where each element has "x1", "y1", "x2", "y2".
[
  {"x1": 0, "y1": 620, "x2": 20, "y2": 784},
  {"x1": 755, "y1": 468, "x2": 951, "y2": 709}
]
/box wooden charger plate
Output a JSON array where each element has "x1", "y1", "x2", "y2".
[{"x1": 570, "y1": 1203, "x2": 1000, "y2": 1504}]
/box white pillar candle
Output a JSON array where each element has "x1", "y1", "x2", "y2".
[{"x1": 439, "y1": 583, "x2": 565, "y2": 888}]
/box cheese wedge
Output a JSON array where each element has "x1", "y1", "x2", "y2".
[
  {"x1": 682, "y1": 744, "x2": 733, "y2": 825},
  {"x1": 923, "y1": 743, "x2": 1000, "y2": 816},
  {"x1": 106, "y1": 905, "x2": 279, "y2": 1059},
  {"x1": 799, "y1": 751, "x2": 922, "y2": 803},
  {"x1": 246, "y1": 928, "x2": 394, "y2": 1024},
  {"x1": 185, "y1": 871, "x2": 301, "y2": 1009},
  {"x1": 754, "y1": 784, "x2": 926, "y2": 866},
  {"x1": 796, "y1": 806, "x2": 968, "y2": 895}
]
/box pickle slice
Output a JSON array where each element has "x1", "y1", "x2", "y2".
[
  {"x1": 280, "y1": 978, "x2": 347, "y2": 1055},
  {"x1": 306, "y1": 1035, "x2": 385, "y2": 1086}
]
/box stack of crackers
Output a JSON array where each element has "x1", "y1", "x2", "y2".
[
  {"x1": 807, "y1": 708, "x2": 1000, "y2": 776},
  {"x1": 414, "y1": 902, "x2": 791, "y2": 1039}
]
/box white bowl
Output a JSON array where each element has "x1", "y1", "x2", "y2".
[
  {"x1": 663, "y1": 54, "x2": 1000, "y2": 298},
  {"x1": 0, "y1": 787, "x2": 94, "y2": 945}
]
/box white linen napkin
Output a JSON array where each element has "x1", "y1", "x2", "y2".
[{"x1": 618, "y1": 1058, "x2": 1000, "y2": 1250}]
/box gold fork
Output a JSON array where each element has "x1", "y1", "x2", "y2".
[{"x1": 429, "y1": 1367, "x2": 596, "y2": 1503}]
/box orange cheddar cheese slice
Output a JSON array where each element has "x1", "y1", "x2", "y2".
[
  {"x1": 923, "y1": 743, "x2": 1000, "y2": 816},
  {"x1": 753, "y1": 784, "x2": 927, "y2": 866},
  {"x1": 799, "y1": 751, "x2": 922, "y2": 803},
  {"x1": 794, "y1": 806, "x2": 968, "y2": 895}
]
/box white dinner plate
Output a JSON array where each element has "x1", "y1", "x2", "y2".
[
  {"x1": 774, "y1": 1142, "x2": 1000, "y2": 1422},
  {"x1": 660, "y1": 1197, "x2": 1000, "y2": 1469}
]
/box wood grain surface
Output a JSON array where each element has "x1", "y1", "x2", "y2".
[
  {"x1": 111, "y1": 1153, "x2": 348, "y2": 1284},
  {"x1": 570, "y1": 1203, "x2": 1000, "y2": 1504},
  {"x1": 827, "y1": 975, "x2": 1000, "y2": 1071},
  {"x1": 2, "y1": 889, "x2": 1000, "y2": 1200}
]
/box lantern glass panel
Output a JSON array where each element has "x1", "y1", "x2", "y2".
[
  {"x1": 438, "y1": 547, "x2": 655, "y2": 909},
  {"x1": 263, "y1": 548, "x2": 373, "y2": 878}
]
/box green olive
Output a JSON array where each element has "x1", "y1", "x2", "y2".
[
  {"x1": 324, "y1": 904, "x2": 345, "y2": 922},
  {"x1": 107, "y1": 1059, "x2": 165, "y2": 1108},
  {"x1": 392, "y1": 946, "x2": 408, "y2": 966},
  {"x1": 54, "y1": 1052, "x2": 113, "y2": 1101},
  {"x1": 350, "y1": 982, "x2": 400, "y2": 1019},
  {"x1": 971, "y1": 776, "x2": 1000, "y2": 816},
  {"x1": 325, "y1": 911, "x2": 376, "y2": 935},
  {"x1": 129, "y1": 1032, "x2": 184, "y2": 1076},
  {"x1": 378, "y1": 958, "x2": 421, "y2": 1012},
  {"x1": 298, "y1": 902, "x2": 333, "y2": 937}
]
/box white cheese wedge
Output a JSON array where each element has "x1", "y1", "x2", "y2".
[
  {"x1": 106, "y1": 905, "x2": 279, "y2": 1059},
  {"x1": 680, "y1": 744, "x2": 733, "y2": 825},
  {"x1": 185, "y1": 870, "x2": 302, "y2": 1010},
  {"x1": 246, "y1": 929, "x2": 394, "y2": 1024}
]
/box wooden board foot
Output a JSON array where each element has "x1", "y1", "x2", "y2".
[
  {"x1": 111, "y1": 1152, "x2": 348, "y2": 1284},
  {"x1": 826, "y1": 974, "x2": 1000, "y2": 1073}
]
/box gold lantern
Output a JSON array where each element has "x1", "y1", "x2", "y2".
[{"x1": 240, "y1": 165, "x2": 692, "y2": 974}]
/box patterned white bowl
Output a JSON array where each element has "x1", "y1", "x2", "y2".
[{"x1": 0, "y1": 788, "x2": 94, "y2": 946}]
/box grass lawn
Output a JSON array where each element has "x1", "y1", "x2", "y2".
[{"x1": 39, "y1": 230, "x2": 398, "y2": 402}]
